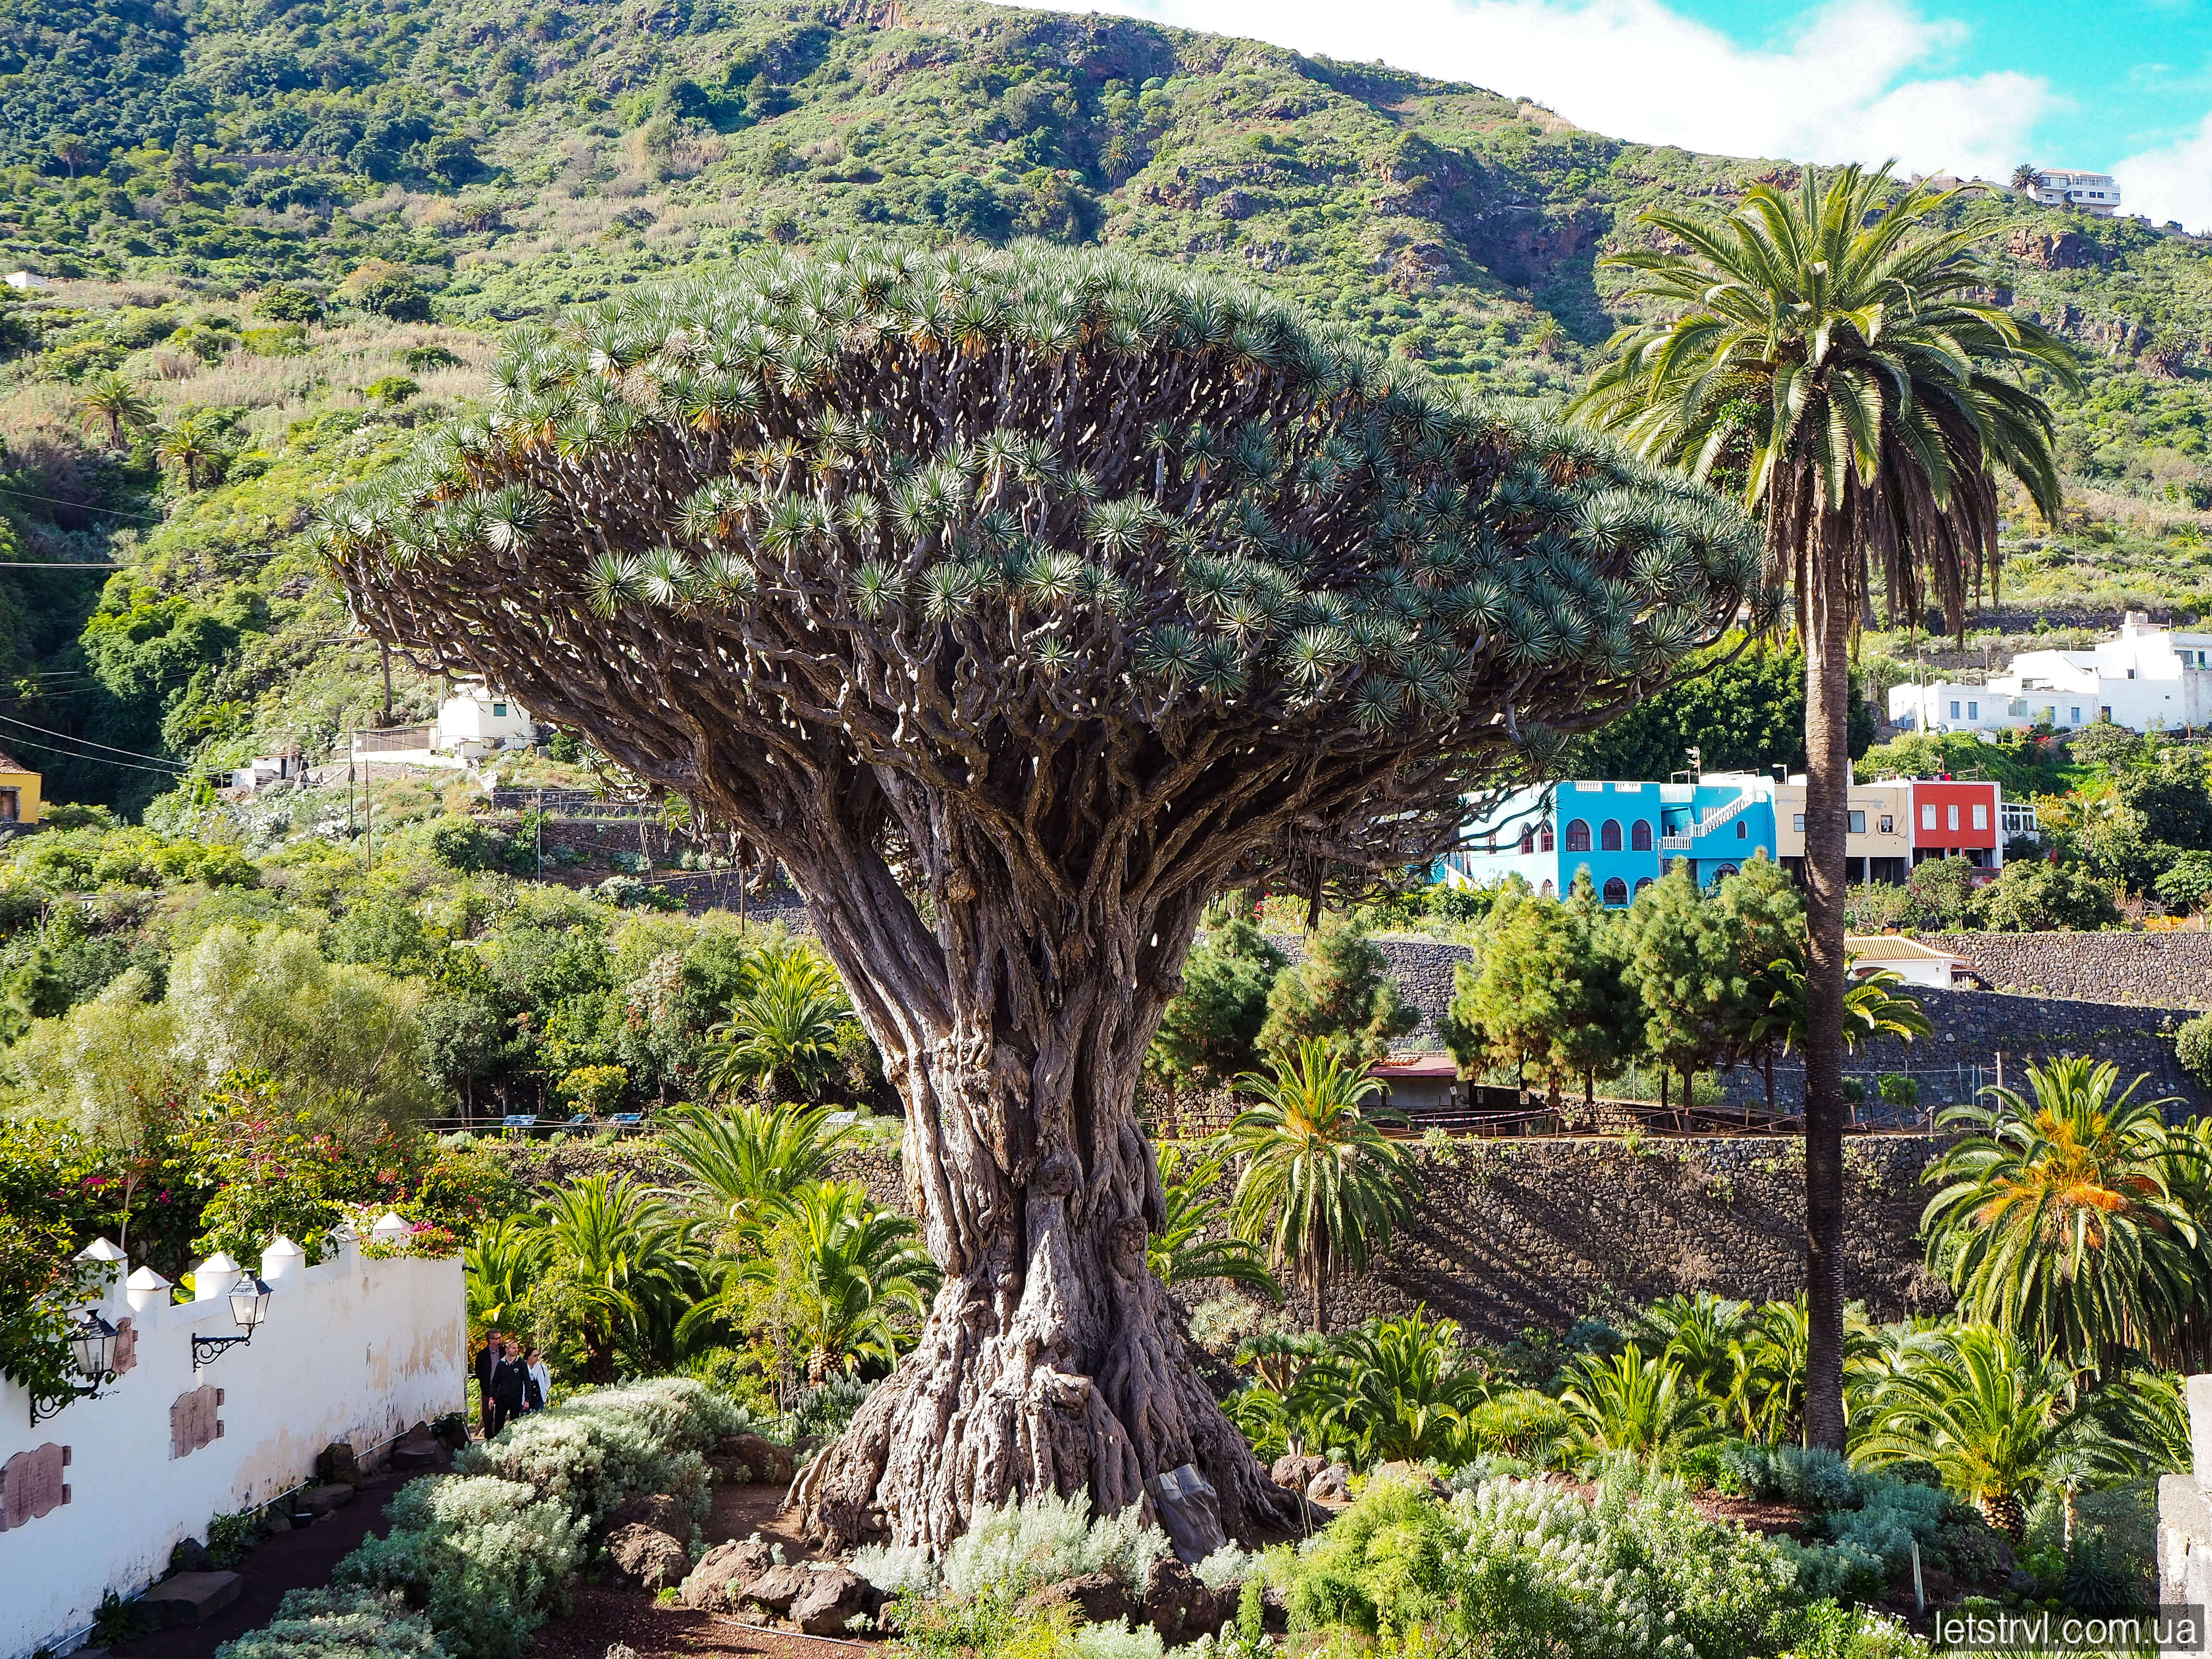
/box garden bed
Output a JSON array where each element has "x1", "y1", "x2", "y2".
[{"x1": 526, "y1": 1590, "x2": 881, "y2": 1659}]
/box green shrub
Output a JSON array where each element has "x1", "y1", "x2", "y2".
[
  {"x1": 335, "y1": 1476, "x2": 584, "y2": 1659},
  {"x1": 242, "y1": 325, "x2": 307, "y2": 357},
  {"x1": 365, "y1": 374, "x2": 420, "y2": 407},
  {"x1": 213, "y1": 1588, "x2": 445, "y2": 1659},
  {"x1": 2178, "y1": 1013, "x2": 2212, "y2": 1088},
  {"x1": 1284, "y1": 1469, "x2": 1816, "y2": 1659},
  {"x1": 1774, "y1": 1537, "x2": 1887, "y2": 1604},
  {"x1": 458, "y1": 1376, "x2": 740, "y2": 1529},
  {"x1": 1829, "y1": 1479, "x2": 1951, "y2": 1575},
  {"x1": 404, "y1": 345, "x2": 460, "y2": 371}
]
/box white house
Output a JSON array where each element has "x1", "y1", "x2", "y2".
[
  {"x1": 2025, "y1": 169, "x2": 2122, "y2": 216},
  {"x1": 1845, "y1": 934, "x2": 1967, "y2": 990},
  {"x1": 1888, "y1": 613, "x2": 2212, "y2": 733},
  {"x1": 3, "y1": 271, "x2": 50, "y2": 291},
  {"x1": 436, "y1": 681, "x2": 537, "y2": 757}
]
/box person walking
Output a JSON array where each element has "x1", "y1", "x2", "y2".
[
  {"x1": 475, "y1": 1329, "x2": 505, "y2": 1437},
  {"x1": 488, "y1": 1339, "x2": 528, "y2": 1436},
  {"x1": 524, "y1": 1348, "x2": 552, "y2": 1415}
]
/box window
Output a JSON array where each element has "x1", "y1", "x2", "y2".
[
  {"x1": 1564, "y1": 819, "x2": 1592, "y2": 853},
  {"x1": 1712, "y1": 864, "x2": 1738, "y2": 882},
  {"x1": 1600, "y1": 819, "x2": 1623, "y2": 852},
  {"x1": 1793, "y1": 813, "x2": 1805, "y2": 832},
  {"x1": 1922, "y1": 804, "x2": 1937, "y2": 830},
  {"x1": 1947, "y1": 804, "x2": 1960, "y2": 831},
  {"x1": 1972, "y1": 804, "x2": 1988, "y2": 830},
  {"x1": 1879, "y1": 815, "x2": 1894, "y2": 834},
  {"x1": 493, "y1": 703, "x2": 508, "y2": 717},
  {"x1": 1540, "y1": 879, "x2": 1555, "y2": 897},
  {"x1": 1631, "y1": 820, "x2": 1653, "y2": 852},
  {"x1": 1634, "y1": 878, "x2": 1654, "y2": 895},
  {"x1": 1950, "y1": 700, "x2": 1961, "y2": 719},
  {"x1": 1967, "y1": 701, "x2": 1978, "y2": 720},
  {"x1": 1602, "y1": 877, "x2": 1629, "y2": 906},
  {"x1": 1848, "y1": 810, "x2": 1865, "y2": 833},
  {"x1": 1520, "y1": 829, "x2": 1535, "y2": 855},
  {"x1": 1539, "y1": 825, "x2": 1555, "y2": 852},
  {"x1": 1736, "y1": 819, "x2": 1747, "y2": 839},
  {"x1": 2071, "y1": 707, "x2": 2082, "y2": 724}
]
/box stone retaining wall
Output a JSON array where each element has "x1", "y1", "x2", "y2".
[
  {"x1": 1923, "y1": 930, "x2": 2212, "y2": 1010},
  {"x1": 827, "y1": 1136, "x2": 1951, "y2": 1338}
]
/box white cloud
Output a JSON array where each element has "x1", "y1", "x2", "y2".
[
  {"x1": 1005, "y1": 0, "x2": 2053, "y2": 182},
  {"x1": 2113, "y1": 114, "x2": 2212, "y2": 231}
]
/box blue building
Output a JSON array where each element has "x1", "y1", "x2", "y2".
[{"x1": 1443, "y1": 775, "x2": 1780, "y2": 906}]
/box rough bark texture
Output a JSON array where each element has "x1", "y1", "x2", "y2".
[
  {"x1": 1800, "y1": 515, "x2": 1852, "y2": 1453},
  {"x1": 323, "y1": 246, "x2": 1759, "y2": 1553}
]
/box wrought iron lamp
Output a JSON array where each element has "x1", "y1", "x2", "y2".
[
  {"x1": 192, "y1": 1270, "x2": 272, "y2": 1368},
  {"x1": 29, "y1": 1308, "x2": 119, "y2": 1426}
]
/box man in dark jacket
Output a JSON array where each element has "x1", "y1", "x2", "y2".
[
  {"x1": 476, "y1": 1330, "x2": 505, "y2": 1436},
  {"x1": 488, "y1": 1340, "x2": 529, "y2": 1437}
]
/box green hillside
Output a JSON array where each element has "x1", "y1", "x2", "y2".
[{"x1": 1, "y1": 0, "x2": 2210, "y2": 808}]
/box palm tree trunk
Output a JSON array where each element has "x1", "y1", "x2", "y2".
[{"x1": 1802, "y1": 508, "x2": 1854, "y2": 1454}]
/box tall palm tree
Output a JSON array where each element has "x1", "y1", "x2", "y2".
[
  {"x1": 1147, "y1": 1143, "x2": 1281, "y2": 1299},
  {"x1": 703, "y1": 946, "x2": 852, "y2": 1102},
  {"x1": 75, "y1": 371, "x2": 154, "y2": 452},
  {"x1": 1219, "y1": 1037, "x2": 1413, "y2": 1333},
  {"x1": 1923, "y1": 1056, "x2": 2196, "y2": 1374},
  {"x1": 687, "y1": 1179, "x2": 938, "y2": 1385},
  {"x1": 659, "y1": 1098, "x2": 847, "y2": 1238},
  {"x1": 530, "y1": 1171, "x2": 700, "y2": 1382},
  {"x1": 1854, "y1": 1322, "x2": 2115, "y2": 1538},
  {"x1": 155, "y1": 407, "x2": 226, "y2": 491},
  {"x1": 1572, "y1": 165, "x2": 2074, "y2": 1450}
]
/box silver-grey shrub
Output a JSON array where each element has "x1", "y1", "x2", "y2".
[
  {"x1": 458, "y1": 1377, "x2": 740, "y2": 1530},
  {"x1": 213, "y1": 1589, "x2": 446, "y2": 1659},
  {"x1": 336, "y1": 1476, "x2": 587, "y2": 1659}
]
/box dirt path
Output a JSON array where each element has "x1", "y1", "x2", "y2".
[{"x1": 110, "y1": 1465, "x2": 424, "y2": 1659}]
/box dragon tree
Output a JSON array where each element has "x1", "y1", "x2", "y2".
[{"x1": 322, "y1": 243, "x2": 1765, "y2": 1554}]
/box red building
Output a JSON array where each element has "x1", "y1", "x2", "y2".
[{"x1": 1908, "y1": 779, "x2": 2003, "y2": 870}]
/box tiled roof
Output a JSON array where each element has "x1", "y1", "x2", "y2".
[{"x1": 1847, "y1": 935, "x2": 1963, "y2": 964}]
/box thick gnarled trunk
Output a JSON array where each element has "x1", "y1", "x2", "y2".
[{"x1": 786, "y1": 854, "x2": 1307, "y2": 1556}]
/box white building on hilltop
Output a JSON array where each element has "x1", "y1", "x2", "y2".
[
  {"x1": 2025, "y1": 169, "x2": 2122, "y2": 215},
  {"x1": 1889, "y1": 613, "x2": 2212, "y2": 734},
  {"x1": 437, "y1": 679, "x2": 537, "y2": 756}
]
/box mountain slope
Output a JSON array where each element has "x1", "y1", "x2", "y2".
[{"x1": 0, "y1": 0, "x2": 2209, "y2": 808}]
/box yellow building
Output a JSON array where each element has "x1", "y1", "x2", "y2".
[
  {"x1": 0, "y1": 752, "x2": 44, "y2": 825},
  {"x1": 1772, "y1": 778, "x2": 1910, "y2": 885}
]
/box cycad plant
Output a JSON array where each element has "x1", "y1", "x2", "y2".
[
  {"x1": 1922, "y1": 1056, "x2": 2196, "y2": 1374},
  {"x1": 464, "y1": 1214, "x2": 548, "y2": 1332},
  {"x1": 1221, "y1": 1038, "x2": 1414, "y2": 1333},
  {"x1": 1558, "y1": 1345, "x2": 1716, "y2": 1462},
  {"x1": 1292, "y1": 1310, "x2": 1486, "y2": 1465},
  {"x1": 529, "y1": 1172, "x2": 702, "y2": 1382},
  {"x1": 1853, "y1": 1322, "x2": 2110, "y2": 1538},
  {"x1": 703, "y1": 946, "x2": 853, "y2": 1102},
  {"x1": 1632, "y1": 1290, "x2": 1751, "y2": 1397},
  {"x1": 660, "y1": 1098, "x2": 848, "y2": 1239},
  {"x1": 688, "y1": 1179, "x2": 938, "y2": 1386},
  {"x1": 1147, "y1": 1143, "x2": 1280, "y2": 1299},
  {"x1": 1575, "y1": 165, "x2": 2074, "y2": 1450}
]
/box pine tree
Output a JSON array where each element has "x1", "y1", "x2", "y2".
[
  {"x1": 1257, "y1": 913, "x2": 1418, "y2": 1065},
  {"x1": 1147, "y1": 915, "x2": 1286, "y2": 1095}
]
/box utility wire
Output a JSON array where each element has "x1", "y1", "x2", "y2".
[
  {"x1": 0, "y1": 484, "x2": 163, "y2": 522},
  {"x1": 0, "y1": 732, "x2": 197, "y2": 776},
  {"x1": 0, "y1": 709, "x2": 193, "y2": 770}
]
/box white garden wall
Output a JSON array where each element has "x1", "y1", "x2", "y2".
[{"x1": 0, "y1": 1236, "x2": 465, "y2": 1659}]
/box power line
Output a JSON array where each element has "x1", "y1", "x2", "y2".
[
  {"x1": 0, "y1": 709, "x2": 193, "y2": 770},
  {"x1": 0, "y1": 731, "x2": 196, "y2": 777},
  {"x1": 0, "y1": 484, "x2": 163, "y2": 522}
]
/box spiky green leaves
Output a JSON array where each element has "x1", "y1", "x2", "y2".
[{"x1": 324, "y1": 241, "x2": 1760, "y2": 773}]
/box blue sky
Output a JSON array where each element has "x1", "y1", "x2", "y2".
[{"x1": 1011, "y1": 0, "x2": 2212, "y2": 227}]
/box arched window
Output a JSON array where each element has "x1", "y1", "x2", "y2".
[
  {"x1": 1564, "y1": 819, "x2": 1591, "y2": 853},
  {"x1": 1540, "y1": 879, "x2": 1555, "y2": 897},
  {"x1": 1736, "y1": 819, "x2": 1748, "y2": 839},
  {"x1": 1631, "y1": 820, "x2": 1654, "y2": 852},
  {"x1": 1539, "y1": 824, "x2": 1556, "y2": 852},
  {"x1": 1602, "y1": 877, "x2": 1629, "y2": 906},
  {"x1": 1712, "y1": 863, "x2": 1739, "y2": 884},
  {"x1": 1519, "y1": 828, "x2": 1536, "y2": 855},
  {"x1": 1633, "y1": 878, "x2": 1654, "y2": 896},
  {"x1": 1600, "y1": 819, "x2": 1623, "y2": 852}
]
